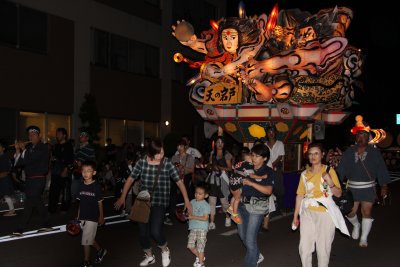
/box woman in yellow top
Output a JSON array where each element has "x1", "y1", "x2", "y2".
[{"x1": 292, "y1": 143, "x2": 349, "y2": 267}]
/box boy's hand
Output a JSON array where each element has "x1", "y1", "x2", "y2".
[{"x1": 98, "y1": 216, "x2": 105, "y2": 226}]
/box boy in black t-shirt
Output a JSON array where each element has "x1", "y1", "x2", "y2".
[{"x1": 76, "y1": 161, "x2": 107, "y2": 267}]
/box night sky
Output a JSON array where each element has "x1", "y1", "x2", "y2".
[{"x1": 226, "y1": 0, "x2": 400, "y2": 147}]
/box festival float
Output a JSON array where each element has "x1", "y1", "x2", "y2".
[{"x1": 172, "y1": 3, "x2": 363, "y2": 147}]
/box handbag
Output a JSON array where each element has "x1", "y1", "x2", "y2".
[
  {"x1": 242, "y1": 196, "x2": 270, "y2": 215},
  {"x1": 332, "y1": 187, "x2": 354, "y2": 215},
  {"x1": 129, "y1": 158, "x2": 164, "y2": 223},
  {"x1": 328, "y1": 166, "x2": 354, "y2": 215},
  {"x1": 129, "y1": 194, "x2": 151, "y2": 223}
]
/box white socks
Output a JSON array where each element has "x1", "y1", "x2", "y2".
[
  {"x1": 4, "y1": 196, "x2": 14, "y2": 210},
  {"x1": 346, "y1": 215, "x2": 360, "y2": 240},
  {"x1": 360, "y1": 218, "x2": 374, "y2": 247}
]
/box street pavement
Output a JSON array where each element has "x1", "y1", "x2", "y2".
[{"x1": 0, "y1": 180, "x2": 398, "y2": 267}]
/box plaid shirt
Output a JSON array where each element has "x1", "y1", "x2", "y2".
[{"x1": 130, "y1": 158, "x2": 179, "y2": 207}]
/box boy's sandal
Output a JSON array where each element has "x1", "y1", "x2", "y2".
[
  {"x1": 227, "y1": 206, "x2": 234, "y2": 215},
  {"x1": 231, "y1": 214, "x2": 242, "y2": 224}
]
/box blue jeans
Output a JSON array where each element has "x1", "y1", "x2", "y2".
[
  {"x1": 237, "y1": 203, "x2": 264, "y2": 267},
  {"x1": 137, "y1": 205, "x2": 167, "y2": 251}
]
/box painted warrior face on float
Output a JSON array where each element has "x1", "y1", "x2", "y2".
[{"x1": 221, "y1": 28, "x2": 239, "y2": 54}]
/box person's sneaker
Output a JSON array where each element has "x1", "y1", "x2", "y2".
[
  {"x1": 225, "y1": 217, "x2": 231, "y2": 227},
  {"x1": 12, "y1": 229, "x2": 23, "y2": 237},
  {"x1": 164, "y1": 217, "x2": 173, "y2": 226},
  {"x1": 94, "y1": 248, "x2": 107, "y2": 263},
  {"x1": 139, "y1": 254, "x2": 155, "y2": 266},
  {"x1": 37, "y1": 227, "x2": 54, "y2": 233},
  {"x1": 81, "y1": 260, "x2": 92, "y2": 267},
  {"x1": 193, "y1": 257, "x2": 206, "y2": 267},
  {"x1": 161, "y1": 247, "x2": 171, "y2": 267},
  {"x1": 193, "y1": 257, "x2": 200, "y2": 267},
  {"x1": 120, "y1": 210, "x2": 126, "y2": 217},
  {"x1": 257, "y1": 253, "x2": 264, "y2": 265},
  {"x1": 208, "y1": 222, "x2": 216, "y2": 230}
]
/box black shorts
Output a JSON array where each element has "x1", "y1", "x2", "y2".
[{"x1": 229, "y1": 183, "x2": 242, "y2": 192}]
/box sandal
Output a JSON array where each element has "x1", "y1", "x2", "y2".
[
  {"x1": 3, "y1": 211, "x2": 17, "y2": 217},
  {"x1": 227, "y1": 206, "x2": 234, "y2": 215},
  {"x1": 231, "y1": 214, "x2": 242, "y2": 224}
]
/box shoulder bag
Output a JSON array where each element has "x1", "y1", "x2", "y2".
[{"x1": 129, "y1": 158, "x2": 164, "y2": 223}]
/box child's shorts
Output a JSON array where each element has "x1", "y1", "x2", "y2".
[
  {"x1": 229, "y1": 176, "x2": 243, "y2": 191},
  {"x1": 187, "y1": 229, "x2": 207, "y2": 253},
  {"x1": 81, "y1": 220, "x2": 98, "y2": 245}
]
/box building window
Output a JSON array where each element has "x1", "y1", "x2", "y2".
[
  {"x1": 110, "y1": 34, "x2": 129, "y2": 71},
  {"x1": 98, "y1": 119, "x2": 107, "y2": 146},
  {"x1": 144, "y1": 121, "x2": 159, "y2": 139},
  {"x1": 129, "y1": 40, "x2": 159, "y2": 77},
  {"x1": 0, "y1": 1, "x2": 47, "y2": 53},
  {"x1": 127, "y1": 120, "x2": 143, "y2": 147},
  {"x1": 91, "y1": 29, "x2": 109, "y2": 67},
  {"x1": 108, "y1": 119, "x2": 125, "y2": 146},
  {"x1": 91, "y1": 28, "x2": 160, "y2": 77},
  {"x1": 97, "y1": 118, "x2": 159, "y2": 147},
  {"x1": 0, "y1": 1, "x2": 17, "y2": 46},
  {"x1": 19, "y1": 6, "x2": 47, "y2": 53}
]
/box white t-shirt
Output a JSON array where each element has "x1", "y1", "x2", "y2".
[
  {"x1": 175, "y1": 147, "x2": 202, "y2": 159},
  {"x1": 266, "y1": 140, "x2": 285, "y2": 168}
]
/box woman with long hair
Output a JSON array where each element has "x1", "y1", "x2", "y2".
[{"x1": 206, "y1": 136, "x2": 233, "y2": 230}]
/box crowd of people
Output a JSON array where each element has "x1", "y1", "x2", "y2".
[{"x1": 0, "y1": 123, "x2": 392, "y2": 267}]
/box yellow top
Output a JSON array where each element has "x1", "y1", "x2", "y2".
[{"x1": 297, "y1": 165, "x2": 341, "y2": 212}]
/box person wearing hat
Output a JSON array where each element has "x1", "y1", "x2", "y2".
[
  {"x1": 13, "y1": 125, "x2": 52, "y2": 235},
  {"x1": 336, "y1": 116, "x2": 390, "y2": 247},
  {"x1": 71, "y1": 129, "x2": 96, "y2": 201}
]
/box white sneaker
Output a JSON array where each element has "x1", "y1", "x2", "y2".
[
  {"x1": 161, "y1": 248, "x2": 171, "y2": 267},
  {"x1": 193, "y1": 256, "x2": 206, "y2": 267},
  {"x1": 208, "y1": 222, "x2": 216, "y2": 230},
  {"x1": 225, "y1": 217, "x2": 231, "y2": 227},
  {"x1": 257, "y1": 253, "x2": 264, "y2": 265},
  {"x1": 193, "y1": 257, "x2": 200, "y2": 267},
  {"x1": 139, "y1": 254, "x2": 155, "y2": 266}
]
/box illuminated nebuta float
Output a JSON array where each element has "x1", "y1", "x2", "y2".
[{"x1": 172, "y1": 3, "x2": 363, "y2": 143}]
